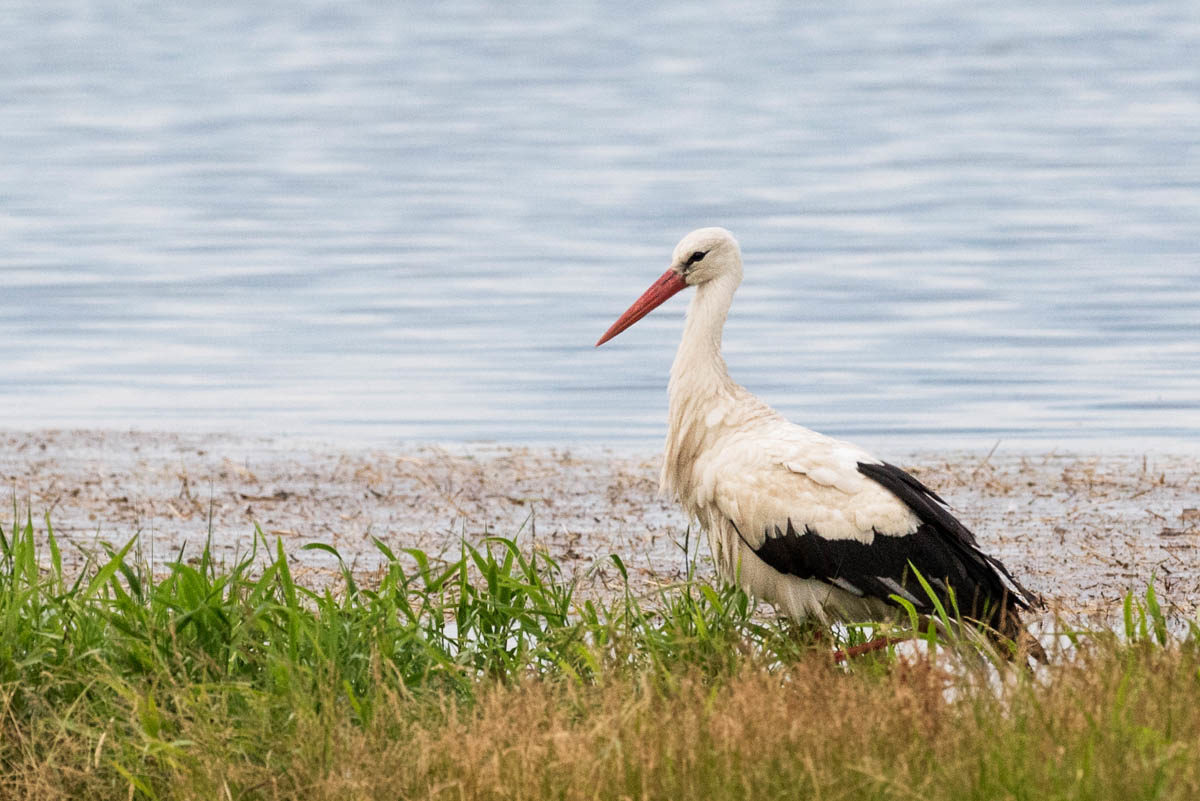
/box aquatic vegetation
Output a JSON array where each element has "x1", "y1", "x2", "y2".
[{"x1": 1, "y1": 510, "x2": 1198, "y2": 800}]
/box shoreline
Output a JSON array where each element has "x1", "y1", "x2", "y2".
[{"x1": 3, "y1": 429, "x2": 1197, "y2": 616}]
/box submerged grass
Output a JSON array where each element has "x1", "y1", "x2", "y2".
[{"x1": 1, "y1": 509, "x2": 1199, "y2": 800}]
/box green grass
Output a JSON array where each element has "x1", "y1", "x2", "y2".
[{"x1": 1, "y1": 509, "x2": 1199, "y2": 800}]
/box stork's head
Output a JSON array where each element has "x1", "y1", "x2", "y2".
[
  {"x1": 596, "y1": 227, "x2": 741, "y2": 346},
  {"x1": 670, "y1": 227, "x2": 741, "y2": 286}
]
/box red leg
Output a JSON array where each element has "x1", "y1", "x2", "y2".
[{"x1": 832, "y1": 636, "x2": 905, "y2": 663}]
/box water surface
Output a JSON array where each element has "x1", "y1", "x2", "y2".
[{"x1": 2, "y1": 1, "x2": 1198, "y2": 452}]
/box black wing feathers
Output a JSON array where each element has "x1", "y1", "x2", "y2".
[
  {"x1": 752, "y1": 520, "x2": 976, "y2": 608},
  {"x1": 745, "y1": 460, "x2": 1038, "y2": 631},
  {"x1": 857, "y1": 462, "x2": 978, "y2": 546},
  {"x1": 857, "y1": 461, "x2": 1037, "y2": 608}
]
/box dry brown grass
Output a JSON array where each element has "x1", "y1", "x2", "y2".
[{"x1": 4, "y1": 643, "x2": 1198, "y2": 801}]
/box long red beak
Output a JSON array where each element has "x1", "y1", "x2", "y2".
[{"x1": 595, "y1": 268, "x2": 688, "y2": 346}]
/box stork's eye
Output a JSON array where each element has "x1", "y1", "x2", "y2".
[{"x1": 685, "y1": 250, "x2": 707, "y2": 266}]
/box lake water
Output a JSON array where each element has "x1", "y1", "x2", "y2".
[{"x1": 2, "y1": 1, "x2": 1198, "y2": 452}]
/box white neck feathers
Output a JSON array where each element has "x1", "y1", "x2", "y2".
[{"x1": 661, "y1": 273, "x2": 741, "y2": 499}]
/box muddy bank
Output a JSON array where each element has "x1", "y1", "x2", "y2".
[{"x1": 2, "y1": 430, "x2": 1197, "y2": 617}]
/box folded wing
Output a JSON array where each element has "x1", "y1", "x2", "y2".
[{"x1": 707, "y1": 433, "x2": 1036, "y2": 628}]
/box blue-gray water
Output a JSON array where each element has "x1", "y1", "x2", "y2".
[{"x1": 2, "y1": 1, "x2": 1198, "y2": 452}]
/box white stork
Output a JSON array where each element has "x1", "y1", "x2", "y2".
[{"x1": 596, "y1": 227, "x2": 1040, "y2": 652}]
